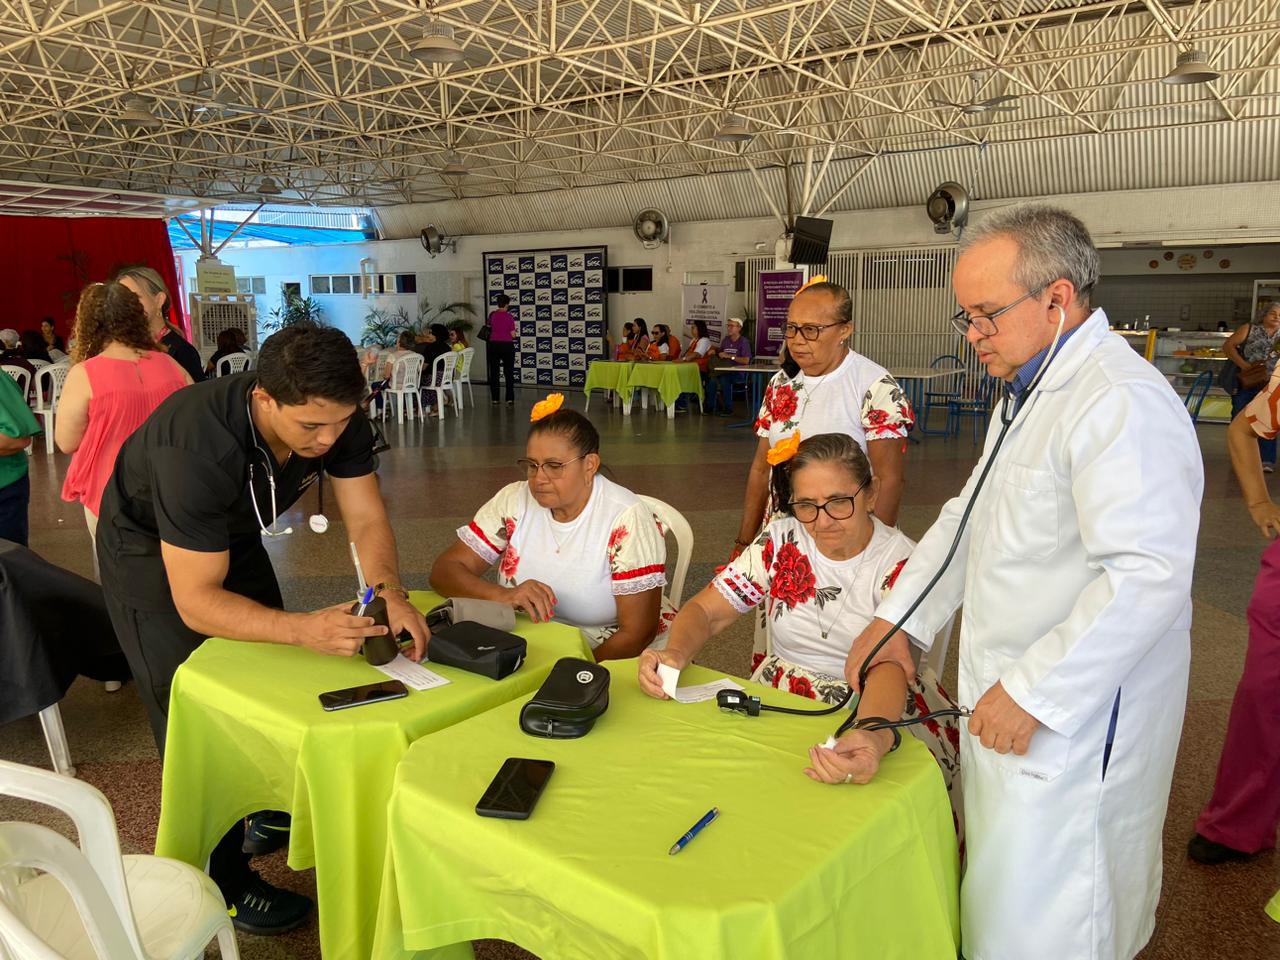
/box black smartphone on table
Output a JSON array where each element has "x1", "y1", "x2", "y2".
[
  {"x1": 476, "y1": 758, "x2": 555, "y2": 820},
  {"x1": 318, "y1": 679, "x2": 408, "y2": 711}
]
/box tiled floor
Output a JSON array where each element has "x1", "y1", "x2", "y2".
[{"x1": 2, "y1": 388, "x2": 1277, "y2": 959}]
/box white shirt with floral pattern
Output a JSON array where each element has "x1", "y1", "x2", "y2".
[
  {"x1": 713, "y1": 515, "x2": 914, "y2": 678},
  {"x1": 754, "y1": 350, "x2": 914, "y2": 449},
  {"x1": 458, "y1": 476, "x2": 668, "y2": 644}
]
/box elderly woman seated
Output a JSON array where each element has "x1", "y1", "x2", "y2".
[
  {"x1": 431, "y1": 396, "x2": 676, "y2": 658},
  {"x1": 639, "y1": 432, "x2": 959, "y2": 796}
]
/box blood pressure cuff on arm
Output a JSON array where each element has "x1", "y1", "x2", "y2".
[
  {"x1": 426, "y1": 597, "x2": 517, "y2": 633},
  {"x1": 519, "y1": 657, "x2": 610, "y2": 739}
]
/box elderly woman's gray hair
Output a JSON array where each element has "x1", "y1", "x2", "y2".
[
  {"x1": 1256, "y1": 301, "x2": 1280, "y2": 324},
  {"x1": 959, "y1": 205, "x2": 1100, "y2": 307}
]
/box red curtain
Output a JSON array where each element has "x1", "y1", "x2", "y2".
[{"x1": 0, "y1": 216, "x2": 185, "y2": 341}]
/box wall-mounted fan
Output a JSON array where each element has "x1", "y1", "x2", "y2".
[
  {"x1": 926, "y1": 182, "x2": 970, "y2": 235},
  {"x1": 633, "y1": 208, "x2": 670, "y2": 249},
  {"x1": 420, "y1": 224, "x2": 458, "y2": 257}
]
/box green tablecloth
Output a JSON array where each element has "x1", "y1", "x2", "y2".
[
  {"x1": 621, "y1": 361, "x2": 704, "y2": 408},
  {"x1": 155, "y1": 591, "x2": 590, "y2": 960},
  {"x1": 372, "y1": 659, "x2": 960, "y2": 960},
  {"x1": 585, "y1": 360, "x2": 634, "y2": 396}
]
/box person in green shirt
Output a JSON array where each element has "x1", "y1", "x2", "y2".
[{"x1": 0, "y1": 372, "x2": 41, "y2": 545}]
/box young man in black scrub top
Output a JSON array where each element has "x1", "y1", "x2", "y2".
[{"x1": 96, "y1": 323, "x2": 428, "y2": 935}]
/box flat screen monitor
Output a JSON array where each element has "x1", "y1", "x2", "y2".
[{"x1": 789, "y1": 216, "x2": 833, "y2": 265}]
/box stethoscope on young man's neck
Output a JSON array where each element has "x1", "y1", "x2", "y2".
[
  {"x1": 246, "y1": 388, "x2": 331, "y2": 537},
  {"x1": 718, "y1": 305, "x2": 1071, "y2": 742}
]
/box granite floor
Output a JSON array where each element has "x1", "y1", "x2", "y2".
[{"x1": 1, "y1": 387, "x2": 1277, "y2": 960}]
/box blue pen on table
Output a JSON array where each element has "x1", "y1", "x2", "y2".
[
  {"x1": 355, "y1": 585, "x2": 375, "y2": 618},
  {"x1": 669, "y1": 807, "x2": 719, "y2": 856}
]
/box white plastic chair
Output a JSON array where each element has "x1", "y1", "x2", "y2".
[
  {"x1": 452, "y1": 347, "x2": 476, "y2": 410},
  {"x1": 36, "y1": 705, "x2": 74, "y2": 778},
  {"x1": 28, "y1": 359, "x2": 49, "y2": 373},
  {"x1": 638, "y1": 495, "x2": 693, "y2": 607},
  {"x1": 382, "y1": 353, "x2": 425, "y2": 424},
  {"x1": 425, "y1": 352, "x2": 456, "y2": 420},
  {"x1": 2, "y1": 364, "x2": 30, "y2": 401},
  {"x1": 30, "y1": 361, "x2": 69, "y2": 455},
  {"x1": 214, "y1": 352, "x2": 250, "y2": 377},
  {"x1": 0, "y1": 759, "x2": 239, "y2": 960}
]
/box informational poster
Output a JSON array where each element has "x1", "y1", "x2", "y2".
[
  {"x1": 681, "y1": 283, "x2": 730, "y2": 344},
  {"x1": 756, "y1": 269, "x2": 804, "y2": 358},
  {"x1": 195, "y1": 260, "x2": 237, "y2": 294},
  {"x1": 483, "y1": 245, "x2": 608, "y2": 390}
]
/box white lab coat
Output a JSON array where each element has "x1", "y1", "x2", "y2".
[{"x1": 876, "y1": 310, "x2": 1203, "y2": 960}]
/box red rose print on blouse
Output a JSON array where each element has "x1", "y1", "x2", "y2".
[
  {"x1": 867, "y1": 408, "x2": 888, "y2": 427},
  {"x1": 607, "y1": 525, "x2": 628, "y2": 566},
  {"x1": 761, "y1": 533, "x2": 775, "y2": 572},
  {"x1": 788, "y1": 674, "x2": 816, "y2": 700},
  {"x1": 750, "y1": 651, "x2": 766, "y2": 674},
  {"x1": 499, "y1": 545, "x2": 520, "y2": 580},
  {"x1": 500, "y1": 516, "x2": 516, "y2": 543},
  {"x1": 770, "y1": 383, "x2": 799, "y2": 422},
  {"x1": 769, "y1": 539, "x2": 816, "y2": 613},
  {"x1": 880, "y1": 558, "x2": 908, "y2": 595}
]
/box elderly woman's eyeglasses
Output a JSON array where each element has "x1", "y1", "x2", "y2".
[
  {"x1": 789, "y1": 480, "x2": 869, "y2": 523},
  {"x1": 783, "y1": 321, "x2": 844, "y2": 342},
  {"x1": 949, "y1": 286, "x2": 1046, "y2": 338},
  {"x1": 516, "y1": 455, "x2": 584, "y2": 479}
]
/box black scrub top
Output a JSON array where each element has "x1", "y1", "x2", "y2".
[
  {"x1": 97, "y1": 372, "x2": 374, "y2": 611},
  {"x1": 161, "y1": 327, "x2": 206, "y2": 383}
]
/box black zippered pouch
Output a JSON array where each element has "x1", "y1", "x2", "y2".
[
  {"x1": 427, "y1": 621, "x2": 526, "y2": 680},
  {"x1": 519, "y1": 657, "x2": 610, "y2": 739}
]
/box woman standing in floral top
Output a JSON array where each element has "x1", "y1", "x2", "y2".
[
  {"x1": 639, "y1": 434, "x2": 960, "y2": 809},
  {"x1": 431, "y1": 396, "x2": 675, "y2": 658},
  {"x1": 732, "y1": 279, "x2": 912, "y2": 554}
]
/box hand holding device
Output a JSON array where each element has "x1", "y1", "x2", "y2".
[
  {"x1": 380, "y1": 591, "x2": 429, "y2": 661},
  {"x1": 804, "y1": 731, "x2": 884, "y2": 785},
  {"x1": 295, "y1": 601, "x2": 389, "y2": 657},
  {"x1": 476, "y1": 758, "x2": 555, "y2": 819},
  {"x1": 319, "y1": 679, "x2": 408, "y2": 711},
  {"x1": 967, "y1": 680, "x2": 1039, "y2": 756}
]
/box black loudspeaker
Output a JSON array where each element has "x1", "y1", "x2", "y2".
[{"x1": 734, "y1": 261, "x2": 746, "y2": 292}]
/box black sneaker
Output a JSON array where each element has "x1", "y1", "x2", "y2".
[
  {"x1": 1187, "y1": 833, "x2": 1252, "y2": 865},
  {"x1": 228, "y1": 872, "x2": 313, "y2": 935},
  {"x1": 243, "y1": 810, "x2": 291, "y2": 856}
]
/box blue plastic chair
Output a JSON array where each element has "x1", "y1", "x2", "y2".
[
  {"x1": 1183, "y1": 370, "x2": 1214, "y2": 423},
  {"x1": 920, "y1": 354, "x2": 966, "y2": 437},
  {"x1": 947, "y1": 374, "x2": 998, "y2": 443}
]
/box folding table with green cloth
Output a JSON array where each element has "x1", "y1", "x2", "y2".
[
  {"x1": 371, "y1": 658, "x2": 960, "y2": 960},
  {"x1": 154, "y1": 591, "x2": 591, "y2": 960},
  {"x1": 583, "y1": 360, "x2": 635, "y2": 407},
  {"x1": 620, "y1": 361, "x2": 704, "y2": 416}
]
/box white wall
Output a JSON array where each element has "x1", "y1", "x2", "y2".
[{"x1": 179, "y1": 179, "x2": 1280, "y2": 364}]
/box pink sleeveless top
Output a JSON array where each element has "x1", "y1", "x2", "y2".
[{"x1": 61, "y1": 351, "x2": 188, "y2": 516}]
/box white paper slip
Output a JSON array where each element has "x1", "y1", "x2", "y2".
[
  {"x1": 656, "y1": 663, "x2": 680, "y2": 699},
  {"x1": 672, "y1": 679, "x2": 743, "y2": 704},
  {"x1": 373, "y1": 655, "x2": 451, "y2": 692}
]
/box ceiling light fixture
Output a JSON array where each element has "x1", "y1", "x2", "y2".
[
  {"x1": 257, "y1": 176, "x2": 283, "y2": 196},
  {"x1": 713, "y1": 112, "x2": 754, "y2": 143},
  {"x1": 1162, "y1": 49, "x2": 1221, "y2": 85},
  {"x1": 410, "y1": 20, "x2": 467, "y2": 64},
  {"x1": 121, "y1": 97, "x2": 161, "y2": 128}
]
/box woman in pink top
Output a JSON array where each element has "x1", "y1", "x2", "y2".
[{"x1": 57, "y1": 282, "x2": 191, "y2": 548}]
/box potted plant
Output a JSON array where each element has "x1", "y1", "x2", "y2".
[
  {"x1": 360, "y1": 308, "x2": 402, "y2": 348},
  {"x1": 262, "y1": 295, "x2": 325, "y2": 334}
]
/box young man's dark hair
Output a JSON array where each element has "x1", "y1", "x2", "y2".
[{"x1": 256, "y1": 322, "x2": 365, "y2": 406}]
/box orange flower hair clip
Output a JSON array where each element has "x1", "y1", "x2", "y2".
[
  {"x1": 530, "y1": 393, "x2": 565, "y2": 423},
  {"x1": 794, "y1": 274, "x2": 829, "y2": 296},
  {"x1": 766, "y1": 432, "x2": 802, "y2": 466}
]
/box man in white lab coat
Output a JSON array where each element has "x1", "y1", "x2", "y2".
[{"x1": 847, "y1": 205, "x2": 1203, "y2": 960}]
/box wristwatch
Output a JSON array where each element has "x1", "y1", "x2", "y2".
[
  {"x1": 850, "y1": 716, "x2": 902, "y2": 753},
  {"x1": 373, "y1": 582, "x2": 409, "y2": 599}
]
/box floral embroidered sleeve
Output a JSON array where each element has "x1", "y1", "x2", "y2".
[
  {"x1": 712, "y1": 530, "x2": 771, "y2": 614},
  {"x1": 753, "y1": 371, "x2": 789, "y2": 437},
  {"x1": 608, "y1": 502, "x2": 668, "y2": 596},
  {"x1": 861, "y1": 373, "x2": 915, "y2": 440},
  {"x1": 456, "y1": 481, "x2": 524, "y2": 567}
]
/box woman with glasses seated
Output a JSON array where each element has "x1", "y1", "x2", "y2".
[
  {"x1": 731, "y1": 278, "x2": 912, "y2": 560},
  {"x1": 639, "y1": 433, "x2": 959, "y2": 802},
  {"x1": 430, "y1": 395, "x2": 675, "y2": 659}
]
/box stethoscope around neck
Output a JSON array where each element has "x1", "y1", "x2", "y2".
[{"x1": 246, "y1": 391, "x2": 329, "y2": 537}]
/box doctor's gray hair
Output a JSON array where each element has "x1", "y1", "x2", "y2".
[{"x1": 959, "y1": 205, "x2": 1099, "y2": 307}]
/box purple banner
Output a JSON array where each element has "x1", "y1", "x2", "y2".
[{"x1": 755, "y1": 269, "x2": 804, "y2": 358}]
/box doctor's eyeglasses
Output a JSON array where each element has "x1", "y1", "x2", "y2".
[
  {"x1": 516, "y1": 455, "x2": 584, "y2": 479},
  {"x1": 949, "y1": 285, "x2": 1046, "y2": 338}
]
